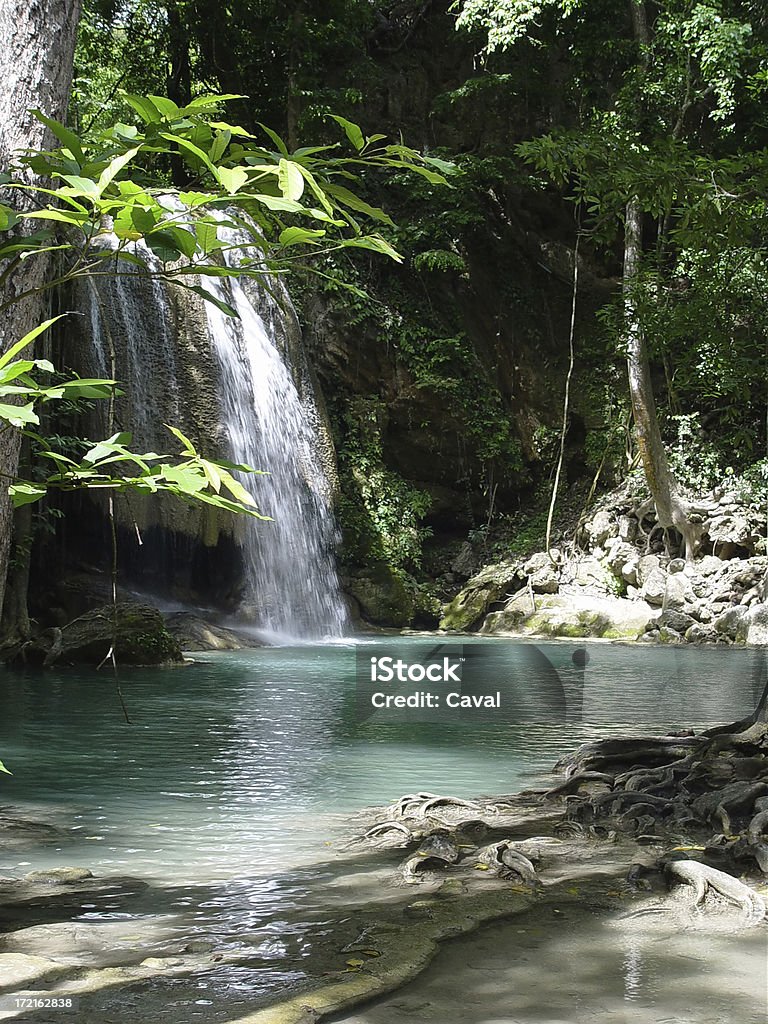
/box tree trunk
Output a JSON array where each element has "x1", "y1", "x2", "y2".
[
  {"x1": 623, "y1": 198, "x2": 699, "y2": 558},
  {"x1": 0, "y1": 0, "x2": 82, "y2": 629},
  {"x1": 625, "y1": 1, "x2": 699, "y2": 559}
]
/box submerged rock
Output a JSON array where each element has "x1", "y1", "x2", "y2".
[{"x1": 23, "y1": 867, "x2": 93, "y2": 885}]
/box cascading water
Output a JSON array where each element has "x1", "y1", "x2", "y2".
[
  {"x1": 81, "y1": 229, "x2": 348, "y2": 640},
  {"x1": 85, "y1": 239, "x2": 182, "y2": 449},
  {"x1": 202, "y1": 234, "x2": 348, "y2": 640}
]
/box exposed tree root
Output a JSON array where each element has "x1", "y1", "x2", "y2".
[
  {"x1": 473, "y1": 841, "x2": 540, "y2": 886},
  {"x1": 401, "y1": 832, "x2": 461, "y2": 882},
  {"x1": 665, "y1": 859, "x2": 766, "y2": 924}
]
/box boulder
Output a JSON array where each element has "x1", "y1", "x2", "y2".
[
  {"x1": 24, "y1": 867, "x2": 93, "y2": 885},
  {"x1": 440, "y1": 561, "x2": 523, "y2": 631},
  {"x1": 641, "y1": 567, "x2": 668, "y2": 606},
  {"x1": 714, "y1": 605, "x2": 749, "y2": 642},
  {"x1": 583, "y1": 509, "x2": 617, "y2": 549},
  {"x1": 696, "y1": 555, "x2": 725, "y2": 577},
  {"x1": 523, "y1": 552, "x2": 559, "y2": 594},
  {"x1": 346, "y1": 566, "x2": 415, "y2": 627},
  {"x1": 481, "y1": 591, "x2": 652, "y2": 641},
  {"x1": 746, "y1": 603, "x2": 768, "y2": 645},
  {"x1": 450, "y1": 542, "x2": 477, "y2": 579},
  {"x1": 10, "y1": 603, "x2": 184, "y2": 667},
  {"x1": 707, "y1": 513, "x2": 756, "y2": 554},
  {"x1": 663, "y1": 572, "x2": 692, "y2": 610},
  {"x1": 164, "y1": 612, "x2": 261, "y2": 652},
  {"x1": 566, "y1": 555, "x2": 617, "y2": 593},
  {"x1": 604, "y1": 540, "x2": 638, "y2": 585},
  {"x1": 657, "y1": 625, "x2": 684, "y2": 644},
  {"x1": 637, "y1": 554, "x2": 663, "y2": 586},
  {"x1": 685, "y1": 623, "x2": 718, "y2": 643},
  {"x1": 655, "y1": 609, "x2": 696, "y2": 634},
  {"x1": 617, "y1": 515, "x2": 638, "y2": 543}
]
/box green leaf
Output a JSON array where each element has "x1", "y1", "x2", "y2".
[
  {"x1": 278, "y1": 226, "x2": 325, "y2": 247},
  {"x1": 61, "y1": 174, "x2": 106, "y2": 198},
  {"x1": 218, "y1": 468, "x2": 257, "y2": 506},
  {"x1": 258, "y1": 123, "x2": 289, "y2": 156},
  {"x1": 157, "y1": 462, "x2": 208, "y2": 493},
  {"x1": 0, "y1": 758, "x2": 12, "y2": 774},
  {"x1": 341, "y1": 234, "x2": 403, "y2": 262},
  {"x1": 183, "y1": 94, "x2": 246, "y2": 112},
  {"x1": 144, "y1": 228, "x2": 188, "y2": 262},
  {"x1": 159, "y1": 133, "x2": 219, "y2": 180},
  {"x1": 0, "y1": 203, "x2": 18, "y2": 230},
  {"x1": 131, "y1": 206, "x2": 159, "y2": 233},
  {"x1": 83, "y1": 433, "x2": 133, "y2": 464},
  {"x1": 218, "y1": 165, "x2": 249, "y2": 194},
  {"x1": 207, "y1": 121, "x2": 253, "y2": 138},
  {"x1": 147, "y1": 95, "x2": 180, "y2": 119},
  {"x1": 0, "y1": 357, "x2": 54, "y2": 385},
  {"x1": 30, "y1": 109, "x2": 85, "y2": 163},
  {"x1": 9, "y1": 481, "x2": 46, "y2": 507},
  {"x1": 0, "y1": 316, "x2": 65, "y2": 369},
  {"x1": 186, "y1": 284, "x2": 239, "y2": 318},
  {"x1": 182, "y1": 487, "x2": 270, "y2": 518},
  {"x1": 96, "y1": 146, "x2": 141, "y2": 195},
  {"x1": 329, "y1": 115, "x2": 365, "y2": 151},
  {"x1": 209, "y1": 130, "x2": 231, "y2": 164},
  {"x1": 0, "y1": 401, "x2": 39, "y2": 427},
  {"x1": 123, "y1": 94, "x2": 163, "y2": 123},
  {"x1": 293, "y1": 164, "x2": 333, "y2": 214},
  {"x1": 56, "y1": 379, "x2": 118, "y2": 399},
  {"x1": 277, "y1": 159, "x2": 305, "y2": 202},
  {"x1": 252, "y1": 194, "x2": 304, "y2": 213},
  {"x1": 166, "y1": 424, "x2": 197, "y2": 455},
  {"x1": 195, "y1": 220, "x2": 220, "y2": 254},
  {"x1": 322, "y1": 183, "x2": 394, "y2": 225},
  {"x1": 166, "y1": 225, "x2": 198, "y2": 258},
  {"x1": 21, "y1": 209, "x2": 90, "y2": 226}
]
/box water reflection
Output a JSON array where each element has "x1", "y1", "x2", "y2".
[{"x1": 0, "y1": 637, "x2": 761, "y2": 990}]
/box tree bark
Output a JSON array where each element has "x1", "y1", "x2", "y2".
[
  {"x1": 625, "y1": 1, "x2": 699, "y2": 558},
  {"x1": 0, "y1": 0, "x2": 82, "y2": 628},
  {"x1": 624, "y1": 198, "x2": 699, "y2": 557}
]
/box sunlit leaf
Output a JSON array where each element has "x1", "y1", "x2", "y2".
[{"x1": 329, "y1": 115, "x2": 365, "y2": 151}]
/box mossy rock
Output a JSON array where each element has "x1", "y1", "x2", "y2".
[
  {"x1": 440, "y1": 562, "x2": 524, "y2": 631},
  {"x1": 17, "y1": 603, "x2": 185, "y2": 667},
  {"x1": 481, "y1": 593, "x2": 650, "y2": 641},
  {"x1": 345, "y1": 565, "x2": 415, "y2": 627}
]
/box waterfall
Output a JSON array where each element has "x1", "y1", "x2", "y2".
[
  {"x1": 85, "y1": 241, "x2": 182, "y2": 451},
  {"x1": 203, "y1": 258, "x2": 348, "y2": 641},
  {"x1": 80, "y1": 232, "x2": 349, "y2": 641}
]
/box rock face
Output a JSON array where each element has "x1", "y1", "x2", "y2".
[
  {"x1": 344, "y1": 565, "x2": 415, "y2": 627},
  {"x1": 13, "y1": 603, "x2": 184, "y2": 667},
  {"x1": 440, "y1": 563, "x2": 524, "y2": 631}
]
